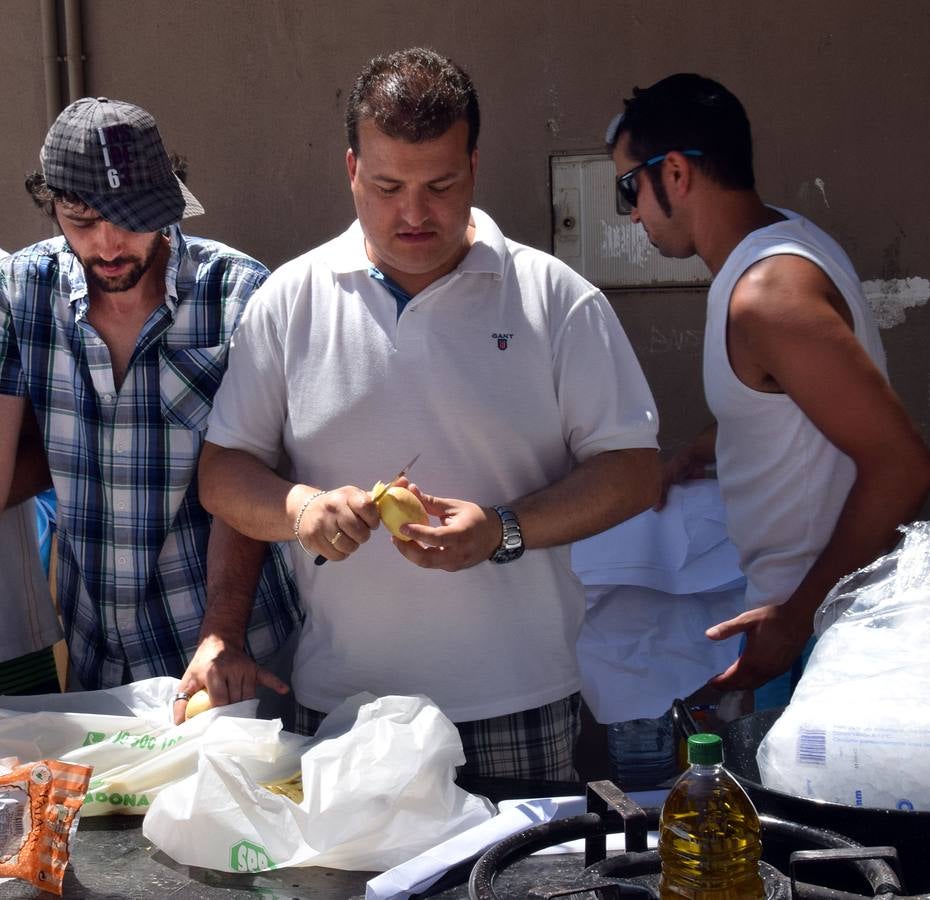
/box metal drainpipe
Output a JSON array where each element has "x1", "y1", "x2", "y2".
[
  {"x1": 64, "y1": 0, "x2": 86, "y2": 102},
  {"x1": 39, "y1": 0, "x2": 61, "y2": 126}
]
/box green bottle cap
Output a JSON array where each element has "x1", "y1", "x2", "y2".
[{"x1": 687, "y1": 732, "x2": 723, "y2": 765}]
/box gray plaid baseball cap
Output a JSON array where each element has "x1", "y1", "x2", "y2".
[{"x1": 40, "y1": 96, "x2": 204, "y2": 232}]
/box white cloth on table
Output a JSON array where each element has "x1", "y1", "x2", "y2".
[
  {"x1": 572, "y1": 479, "x2": 745, "y2": 723},
  {"x1": 364, "y1": 791, "x2": 666, "y2": 900}
]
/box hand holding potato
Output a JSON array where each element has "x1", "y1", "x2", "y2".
[
  {"x1": 297, "y1": 485, "x2": 380, "y2": 562},
  {"x1": 390, "y1": 490, "x2": 504, "y2": 571},
  {"x1": 170, "y1": 633, "x2": 290, "y2": 725}
]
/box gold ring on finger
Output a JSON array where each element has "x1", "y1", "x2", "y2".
[{"x1": 329, "y1": 531, "x2": 343, "y2": 546}]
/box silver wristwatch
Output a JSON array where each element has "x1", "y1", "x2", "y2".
[{"x1": 490, "y1": 505, "x2": 524, "y2": 564}]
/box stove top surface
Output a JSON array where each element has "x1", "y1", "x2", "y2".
[
  {"x1": 1, "y1": 780, "x2": 921, "y2": 900},
  {"x1": 467, "y1": 782, "x2": 912, "y2": 900}
]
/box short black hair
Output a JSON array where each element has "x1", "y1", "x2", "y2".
[
  {"x1": 346, "y1": 47, "x2": 480, "y2": 156},
  {"x1": 609, "y1": 73, "x2": 755, "y2": 192}
]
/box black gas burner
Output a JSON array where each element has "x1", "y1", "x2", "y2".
[{"x1": 467, "y1": 781, "x2": 918, "y2": 900}]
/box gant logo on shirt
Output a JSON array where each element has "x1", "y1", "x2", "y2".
[{"x1": 492, "y1": 332, "x2": 513, "y2": 351}]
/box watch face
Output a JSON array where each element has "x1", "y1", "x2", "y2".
[{"x1": 503, "y1": 533, "x2": 522, "y2": 549}]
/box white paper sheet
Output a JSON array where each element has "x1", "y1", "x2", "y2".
[
  {"x1": 365, "y1": 790, "x2": 666, "y2": 900},
  {"x1": 571, "y1": 480, "x2": 742, "y2": 595},
  {"x1": 572, "y1": 480, "x2": 746, "y2": 723},
  {"x1": 578, "y1": 584, "x2": 744, "y2": 722}
]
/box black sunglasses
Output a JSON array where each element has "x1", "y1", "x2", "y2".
[{"x1": 615, "y1": 150, "x2": 704, "y2": 215}]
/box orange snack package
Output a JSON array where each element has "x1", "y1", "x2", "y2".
[{"x1": 0, "y1": 759, "x2": 93, "y2": 895}]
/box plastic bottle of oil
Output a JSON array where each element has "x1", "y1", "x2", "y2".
[{"x1": 658, "y1": 732, "x2": 763, "y2": 899}]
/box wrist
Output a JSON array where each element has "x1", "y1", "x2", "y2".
[
  {"x1": 196, "y1": 627, "x2": 245, "y2": 652},
  {"x1": 290, "y1": 486, "x2": 327, "y2": 552},
  {"x1": 293, "y1": 488, "x2": 326, "y2": 532}
]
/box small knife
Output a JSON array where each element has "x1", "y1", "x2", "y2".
[
  {"x1": 370, "y1": 452, "x2": 422, "y2": 503},
  {"x1": 314, "y1": 452, "x2": 421, "y2": 566}
]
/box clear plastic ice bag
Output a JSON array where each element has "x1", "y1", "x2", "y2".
[{"x1": 756, "y1": 522, "x2": 930, "y2": 811}]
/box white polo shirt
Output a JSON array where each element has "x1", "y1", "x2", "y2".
[{"x1": 207, "y1": 209, "x2": 658, "y2": 720}]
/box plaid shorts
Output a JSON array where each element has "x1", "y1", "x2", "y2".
[{"x1": 291, "y1": 693, "x2": 581, "y2": 782}]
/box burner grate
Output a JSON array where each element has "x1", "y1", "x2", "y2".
[{"x1": 467, "y1": 780, "x2": 910, "y2": 900}]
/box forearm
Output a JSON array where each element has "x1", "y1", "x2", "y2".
[
  {"x1": 175, "y1": 516, "x2": 292, "y2": 716},
  {"x1": 667, "y1": 422, "x2": 717, "y2": 472},
  {"x1": 687, "y1": 422, "x2": 718, "y2": 464},
  {"x1": 198, "y1": 441, "x2": 318, "y2": 542},
  {"x1": 200, "y1": 517, "x2": 269, "y2": 647},
  {"x1": 513, "y1": 447, "x2": 661, "y2": 549}
]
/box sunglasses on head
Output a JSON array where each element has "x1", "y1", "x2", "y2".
[{"x1": 615, "y1": 149, "x2": 704, "y2": 215}]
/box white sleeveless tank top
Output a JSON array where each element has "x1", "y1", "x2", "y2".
[{"x1": 703, "y1": 209, "x2": 886, "y2": 609}]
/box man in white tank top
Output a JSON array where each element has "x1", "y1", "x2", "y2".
[{"x1": 604, "y1": 74, "x2": 930, "y2": 693}]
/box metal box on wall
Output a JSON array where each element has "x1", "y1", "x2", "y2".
[{"x1": 551, "y1": 154, "x2": 710, "y2": 288}]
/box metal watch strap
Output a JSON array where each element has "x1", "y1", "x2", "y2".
[{"x1": 490, "y1": 504, "x2": 524, "y2": 564}]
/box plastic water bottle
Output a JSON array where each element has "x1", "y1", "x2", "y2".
[
  {"x1": 658, "y1": 733, "x2": 763, "y2": 899},
  {"x1": 607, "y1": 708, "x2": 680, "y2": 791}
]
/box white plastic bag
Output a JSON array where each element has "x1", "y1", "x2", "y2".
[
  {"x1": 757, "y1": 522, "x2": 930, "y2": 811},
  {"x1": 0, "y1": 677, "x2": 266, "y2": 815},
  {"x1": 143, "y1": 693, "x2": 495, "y2": 873}
]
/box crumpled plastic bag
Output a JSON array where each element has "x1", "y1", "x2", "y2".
[
  {"x1": 0, "y1": 677, "x2": 267, "y2": 815},
  {"x1": 142, "y1": 693, "x2": 495, "y2": 873},
  {"x1": 757, "y1": 522, "x2": 930, "y2": 811},
  {"x1": 0, "y1": 758, "x2": 93, "y2": 895}
]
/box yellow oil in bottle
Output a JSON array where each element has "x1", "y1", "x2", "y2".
[{"x1": 659, "y1": 733, "x2": 764, "y2": 899}]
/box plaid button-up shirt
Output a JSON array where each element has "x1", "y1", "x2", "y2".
[{"x1": 0, "y1": 227, "x2": 301, "y2": 689}]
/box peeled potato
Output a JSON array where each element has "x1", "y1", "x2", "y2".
[
  {"x1": 261, "y1": 770, "x2": 304, "y2": 803},
  {"x1": 184, "y1": 688, "x2": 213, "y2": 720},
  {"x1": 371, "y1": 481, "x2": 428, "y2": 540}
]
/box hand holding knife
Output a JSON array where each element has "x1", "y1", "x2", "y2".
[{"x1": 314, "y1": 453, "x2": 421, "y2": 566}]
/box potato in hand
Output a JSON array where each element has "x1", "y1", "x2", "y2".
[
  {"x1": 184, "y1": 688, "x2": 213, "y2": 720},
  {"x1": 371, "y1": 481, "x2": 428, "y2": 541}
]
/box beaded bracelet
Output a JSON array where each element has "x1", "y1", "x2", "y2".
[{"x1": 293, "y1": 490, "x2": 327, "y2": 557}]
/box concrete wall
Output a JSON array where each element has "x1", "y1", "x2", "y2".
[{"x1": 3, "y1": 0, "x2": 929, "y2": 460}]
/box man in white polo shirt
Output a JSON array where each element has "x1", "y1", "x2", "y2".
[{"x1": 198, "y1": 48, "x2": 660, "y2": 780}]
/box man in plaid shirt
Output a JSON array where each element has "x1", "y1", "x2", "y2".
[{"x1": 0, "y1": 98, "x2": 301, "y2": 704}]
